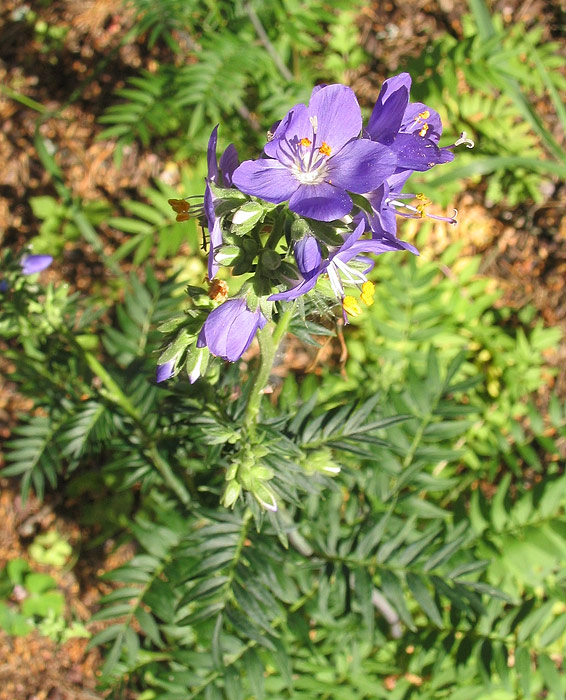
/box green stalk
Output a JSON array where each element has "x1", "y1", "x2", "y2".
[
  {"x1": 243, "y1": 1, "x2": 293, "y2": 82},
  {"x1": 265, "y1": 211, "x2": 285, "y2": 250},
  {"x1": 82, "y1": 347, "x2": 191, "y2": 505},
  {"x1": 243, "y1": 306, "x2": 294, "y2": 437},
  {"x1": 0, "y1": 85, "x2": 48, "y2": 114},
  {"x1": 83, "y1": 350, "x2": 141, "y2": 423}
]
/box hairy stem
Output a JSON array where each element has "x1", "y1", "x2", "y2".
[
  {"x1": 243, "y1": 306, "x2": 294, "y2": 438},
  {"x1": 244, "y1": 2, "x2": 293, "y2": 82}
]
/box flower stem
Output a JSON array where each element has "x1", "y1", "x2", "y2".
[
  {"x1": 81, "y1": 345, "x2": 191, "y2": 505},
  {"x1": 243, "y1": 2, "x2": 293, "y2": 82},
  {"x1": 243, "y1": 306, "x2": 294, "y2": 437}
]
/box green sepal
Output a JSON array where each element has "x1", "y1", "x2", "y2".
[
  {"x1": 214, "y1": 244, "x2": 241, "y2": 266},
  {"x1": 290, "y1": 216, "x2": 345, "y2": 247},
  {"x1": 257, "y1": 297, "x2": 274, "y2": 321},
  {"x1": 242, "y1": 238, "x2": 259, "y2": 256},
  {"x1": 274, "y1": 261, "x2": 300, "y2": 282},
  {"x1": 157, "y1": 315, "x2": 187, "y2": 333},
  {"x1": 252, "y1": 465, "x2": 274, "y2": 481},
  {"x1": 230, "y1": 202, "x2": 265, "y2": 236},
  {"x1": 252, "y1": 197, "x2": 278, "y2": 212},
  {"x1": 309, "y1": 219, "x2": 345, "y2": 246},
  {"x1": 222, "y1": 480, "x2": 242, "y2": 509},
  {"x1": 158, "y1": 329, "x2": 194, "y2": 364},
  {"x1": 246, "y1": 288, "x2": 259, "y2": 312},
  {"x1": 232, "y1": 255, "x2": 253, "y2": 276},
  {"x1": 215, "y1": 199, "x2": 247, "y2": 218},
  {"x1": 350, "y1": 192, "x2": 374, "y2": 216},
  {"x1": 260, "y1": 249, "x2": 281, "y2": 271},
  {"x1": 290, "y1": 217, "x2": 312, "y2": 241},
  {"x1": 208, "y1": 181, "x2": 247, "y2": 203},
  {"x1": 226, "y1": 461, "x2": 239, "y2": 480},
  {"x1": 186, "y1": 345, "x2": 209, "y2": 382},
  {"x1": 252, "y1": 273, "x2": 273, "y2": 298},
  {"x1": 250, "y1": 480, "x2": 278, "y2": 512}
]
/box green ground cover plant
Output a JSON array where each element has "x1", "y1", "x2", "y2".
[
  {"x1": 2, "y1": 237, "x2": 565, "y2": 698},
  {"x1": 0, "y1": 553, "x2": 89, "y2": 643}
]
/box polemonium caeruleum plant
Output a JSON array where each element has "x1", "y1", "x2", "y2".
[{"x1": 159, "y1": 74, "x2": 470, "y2": 511}]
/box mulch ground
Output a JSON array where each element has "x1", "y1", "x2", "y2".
[{"x1": 0, "y1": 0, "x2": 565, "y2": 697}]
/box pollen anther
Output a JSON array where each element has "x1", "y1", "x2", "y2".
[
  {"x1": 319, "y1": 142, "x2": 332, "y2": 156},
  {"x1": 414, "y1": 110, "x2": 431, "y2": 122},
  {"x1": 360, "y1": 281, "x2": 375, "y2": 307},
  {"x1": 208, "y1": 279, "x2": 229, "y2": 302},
  {"x1": 419, "y1": 124, "x2": 429, "y2": 137},
  {"x1": 168, "y1": 198, "x2": 190, "y2": 213},
  {"x1": 343, "y1": 296, "x2": 362, "y2": 317},
  {"x1": 300, "y1": 137, "x2": 312, "y2": 148}
]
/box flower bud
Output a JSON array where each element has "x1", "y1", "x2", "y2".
[
  {"x1": 186, "y1": 346, "x2": 209, "y2": 384},
  {"x1": 260, "y1": 249, "x2": 281, "y2": 271},
  {"x1": 242, "y1": 238, "x2": 259, "y2": 256},
  {"x1": 290, "y1": 218, "x2": 311, "y2": 241},
  {"x1": 222, "y1": 480, "x2": 242, "y2": 509},
  {"x1": 214, "y1": 245, "x2": 241, "y2": 266},
  {"x1": 251, "y1": 481, "x2": 278, "y2": 512}
]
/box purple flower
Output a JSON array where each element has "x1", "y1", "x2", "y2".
[
  {"x1": 232, "y1": 85, "x2": 397, "y2": 222},
  {"x1": 205, "y1": 125, "x2": 239, "y2": 279},
  {"x1": 20, "y1": 255, "x2": 53, "y2": 275},
  {"x1": 156, "y1": 359, "x2": 175, "y2": 383},
  {"x1": 365, "y1": 73, "x2": 454, "y2": 173},
  {"x1": 363, "y1": 171, "x2": 456, "y2": 243},
  {"x1": 269, "y1": 221, "x2": 410, "y2": 307},
  {"x1": 196, "y1": 298, "x2": 267, "y2": 362},
  {"x1": 363, "y1": 171, "x2": 412, "y2": 237}
]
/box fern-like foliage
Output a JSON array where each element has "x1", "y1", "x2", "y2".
[
  {"x1": 86, "y1": 351, "x2": 566, "y2": 699},
  {"x1": 99, "y1": 0, "x2": 356, "y2": 159},
  {"x1": 107, "y1": 170, "x2": 206, "y2": 265},
  {"x1": 403, "y1": 15, "x2": 566, "y2": 205},
  {"x1": 316, "y1": 244, "x2": 561, "y2": 475},
  {"x1": 3, "y1": 258, "x2": 565, "y2": 699},
  {"x1": 3, "y1": 416, "x2": 64, "y2": 501}
]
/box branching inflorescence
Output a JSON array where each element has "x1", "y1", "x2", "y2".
[{"x1": 158, "y1": 73, "x2": 465, "y2": 388}]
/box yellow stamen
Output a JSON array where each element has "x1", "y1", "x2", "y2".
[
  {"x1": 418, "y1": 123, "x2": 429, "y2": 137},
  {"x1": 416, "y1": 192, "x2": 430, "y2": 216},
  {"x1": 362, "y1": 281, "x2": 375, "y2": 297},
  {"x1": 319, "y1": 142, "x2": 332, "y2": 156},
  {"x1": 343, "y1": 296, "x2": 362, "y2": 317},
  {"x1": 300, "y1": 137, "x2": 312, "y2": 148},
  {"x1": 360, "y1": 281, "x2": 375, "y2": 306},
  {"x1": 418, "y1": 110, "x2": 430, "y2": 120}
]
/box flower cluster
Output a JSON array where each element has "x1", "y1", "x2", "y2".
[{"x1": 158, "y1": 73, "x2": 467, "y2": 383}]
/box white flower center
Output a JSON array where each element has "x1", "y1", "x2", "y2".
[{"x1": 292, "y1": 162, "x2": 328, "y2": 185}]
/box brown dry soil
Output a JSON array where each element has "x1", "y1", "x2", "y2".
[{"x1": 0, "y1": 0, "x2": 565, "y2": 698}]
